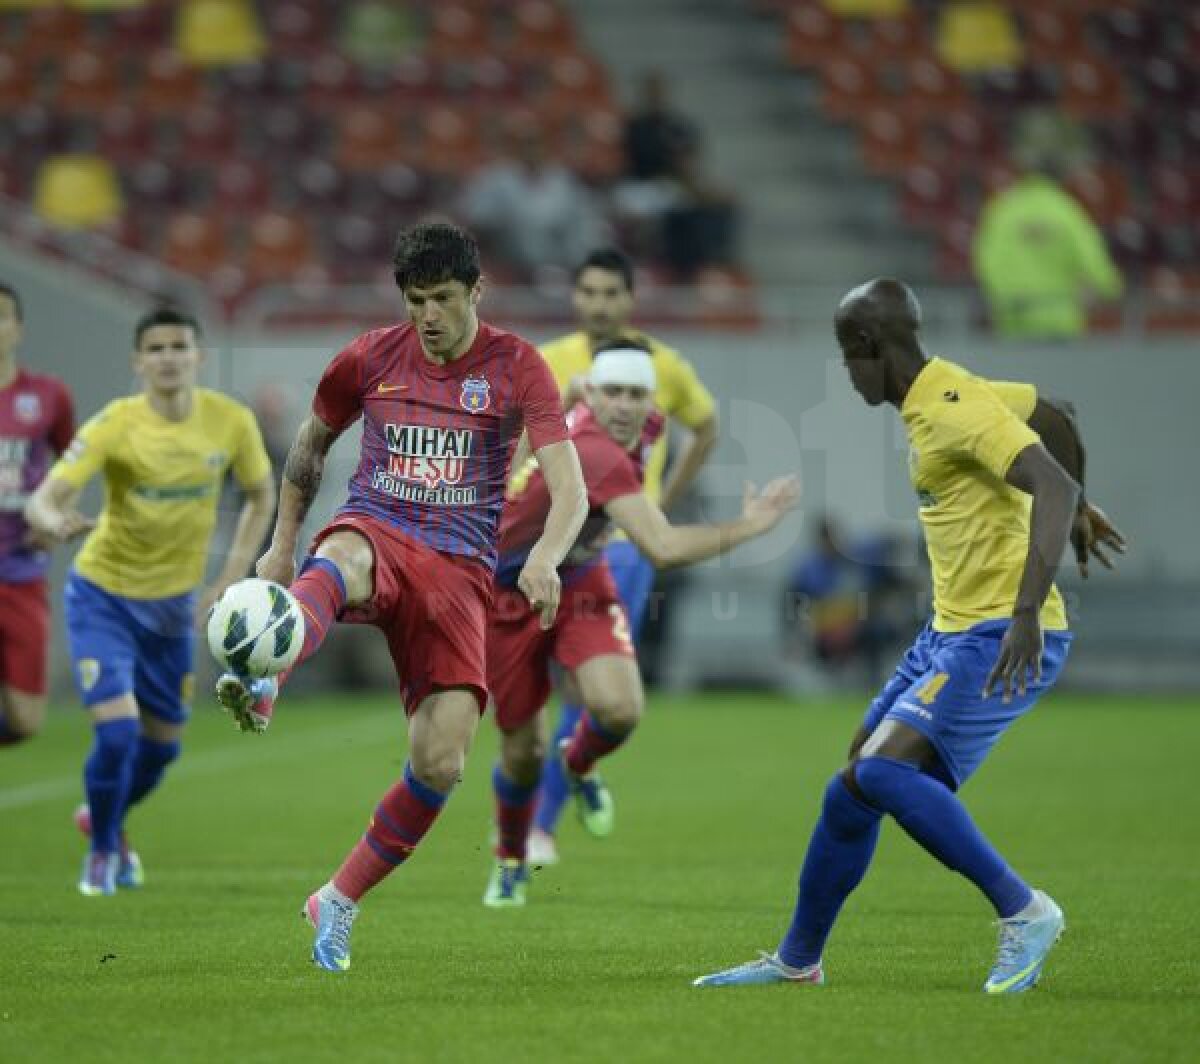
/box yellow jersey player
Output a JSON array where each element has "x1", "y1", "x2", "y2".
[
  {"x1": 25, "y1": 307, "x2": 275, "y2": 897},
  {"x1": 695, "y1": 279, "x2": 1125, "y2": 995},
  {"x1": 529, "y1": 247, "x2": 718, "y2": 863}
]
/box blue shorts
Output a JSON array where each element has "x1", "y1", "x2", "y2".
[
  {"x1": 64, "y1": 570, "x2": 196, "y2": 724},
  {"x1": 862, "y1": 619, "x2": 1072, "y2": 786},
  {"x1": 603, "y1": 540, "x2": 656, "y2": 641}
]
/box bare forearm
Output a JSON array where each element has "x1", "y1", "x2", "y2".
[
  {"x1": 274, "y1": 422, "x2": 327, "y2": 546},
  {"x1": 1014, "y1": 478, "x2": 1079, "y2": 615},
  {"x1": 213, "y1": 491, "x2": 275, "y2": 588},
  {"x1": 529, "y1": 482, "x2": 587, "y2": 567},
  {"x1": 1029, "y1": 399, "x2": 1086, "y2": 498},
  {"x1": 660, "y1": 419, "x2": 717, "y2": 512},
  {"x1": 656, "y1": 516, "x2": 760, "y2": 569}
]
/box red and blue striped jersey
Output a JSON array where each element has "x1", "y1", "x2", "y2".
[{"x1": 313, "y1": 320, "x2": 567, "y2": 569}]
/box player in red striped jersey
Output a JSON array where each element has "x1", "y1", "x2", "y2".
[
  {"x1": 215, "y1": 223, "x2": 588, "y2": 971},
  {"x1": 0, "y1": 282, "x2": 77, "y2": 746},
  {"x1": 482, "y1": 344, "x2": 799, "y2": 906}
]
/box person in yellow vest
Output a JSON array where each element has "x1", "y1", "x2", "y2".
[
  {"x1": 528, "y1": 247, "x2": 718, "y2": 864},
  {"x1": 25, "y1": 307, "x2": 275, "y2": 897},
  {"x1": 973, "y1": 161, "x2": 1123, "y2": 339}
]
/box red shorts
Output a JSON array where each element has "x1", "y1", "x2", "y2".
[
  {"x1": 488, "y1": 561, "x2": 634, "y2": 732},
  {"x1": 0, "y1": 579, "x2": 49, "y2": 696},
  {"x1": 311, "y1": 515, "x2": 493, "y2": 716}
]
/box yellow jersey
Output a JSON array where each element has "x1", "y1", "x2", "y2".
[
  {"x1": 51, "y1": 389, "x2": 271, "y2": 599},
  {"x1": 901, "y1": 358, "x2": 1067, "y2": 633},
  {"x1": 537, "y1": 330, "x2": 715, "y2": 503}
]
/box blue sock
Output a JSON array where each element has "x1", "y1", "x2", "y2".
[
  {"x1": 778, "y1": 774, "x2": 883, "y2": 969},
  {"x1": 533, "y1": 703, "x2": 584, "y2": 835},
  {"x1": 125, "y1": 737, "x2": 181, "y2": 809},
  {"x1": 854, "y1": 756, "x2": 1033, "y2": 918},
  {"x1": 83, "y1": 719, "x2": 139, "y2": 854}
]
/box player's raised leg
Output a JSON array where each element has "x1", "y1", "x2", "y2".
[
  {"x1": 306, "y1": 687, "x2": 481, "y2": 971},
  {"x1": 216, "y1": 529, "x2": 370, "y2": 733},
  {"x1": 559, "y1": 652, "x2": 643, "y2": 838},
  {"x1": 485, "y1": 717, "x2": 543, "y2": 907}
]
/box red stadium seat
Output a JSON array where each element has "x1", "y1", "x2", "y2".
[
  {"x1": 259, "y1": 103, "x2": 320, "y2": 158},
  {"x1": 138, "y1": 50, "x2": 204, "y2": 113},
  {"x1": 419, "y1": 104, "x2": 483, "y2": 174},
  {"x1": 929, "y1": 109, "x2": 1003, "y2": 169},
  {"x1": 212, "y1": 159, "x2": 272, "y2": 213},
  {"x1": 1146, "y1": 268, "x2": 1200, "y2": 333},
  {"x1": 265, "y1": 2, "x2": 329, "y2": 57},
  {"x1": 1065, "y1": 166, "x2": 1130, "y2": 226},
  {"x1": 97, "y1": 104, "x2": 158, "y2": 163},
  {"x1": 899, "y1": 164, "x2": 960, "y2": 225},
  {"x1": 19, "y1": 5, "x2": 88, "y2": 61},
  {"x1": 335, "y1": 105, "x2": 403, "y2": 172},
  {"x1": 786, "y1": 3, "x2": 846, "y2": 70},
  {"x1": 541, "y1": 52, "x2": 610, "y2": 108},
  {"x1": 1020, "y1": 9, "x2": 1088, "y2": 61},
  {"x1": 161, "y1": 212, "x2": 230, "y2": 277},
  {"x1": 1060, "y1": 59, "x2": 1126, "y2": 119},
  {"x1": 1149, "y1": 165, "x2": 1199, "y2": 225},
  {"x1": 428, "y1": 5, "x2": 491, "y2": 60},
  {"x1": 0, "y1": 52, "x2": 37, "y2": 112},
  {"x1": 55, "y1": 49, "x2": 122, "y2": 115},
  {"x1": 509, "y1": 0, "x2": 576, "y2": 58},
  {"x1": 107, "y1": 4, "x2": 172, "y2": 50},
  {"x1": 1141, "y1": 56, "x2": 1194, "y2": 111},
  {"x1": 177, "y1": 103, "x2": 240, "y2": 164},
  {"x1": 293, "y1": 157, "x2": 352, "y2": 209},
  {"x1": 820, "y1": 57, "x2": 885, "y2": 121},
  {"x1": 857, "y1": 15, "x2": 926, "y2": 62},
  {"x1": 246, "y1": 212, "x2": 315, "y2": 283},
  {"x1": 125, "y1": 159, "x2": 194, "y2": 211},
  {"x1": 858, "y1": 107, "x2": 923, "y2": 175},
  {"x1": 900, "y1": 58, "x2": 967, "y2": 120},
  {"x1": 557, "y1": 107, "x2": 624, "y2": 182},
  {"x1": 305, "y1": 52, "x2": 364, "y2": 111}
]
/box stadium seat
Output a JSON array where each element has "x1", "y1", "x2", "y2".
[
  {"x1": 1060, "y1": 58, "x2": 1126, "y2": 119},
  {"x1": 1107, "y1": 216, "x2": 1165, "y2": 275},
  {"x1": 1094, "y1": 5, "x2": 1164, "y2": 61},
  {"x1": 177, "y1": 102, "x2": 239, "y2": 163},
  {"x1": 1145, "y1": 268, "x2": 1200, "y2": 333},
  {"x1": 859, "y1": 13, "x2": 926, "y2": 62},
  {"x1": 174, "y1": 0, "x2": 266, "y2": 67},
  {"x1": 217, "y1": 59, "x2": 296, "y2": 105},
  {"x1": 0, "y1": 52, "x2": 36, "y2": 111},
  {"x1": 1020, "y1": 9, "x2": 1088, "y2": 61},
  {"x1": 509, "y1": 0, "x2": 576, "y2": 58},
  {"x1": 428, "y1": 5, "x2": 491, "y2": 60},
  {"x1": 245, "y1": 212, "x2": 314, "y2": 283},
  {"x1": 899, "y1": 164, "x2": 960, "y2": 225},
  {"x1": 32, "y1": 153, "x2": 124, "y2": 229},
  {"x1": 258, "y1": 103, "x2": 320, "y2": 158},
  {"x1": 785, "y1": 3, "x2": 845, "y2": 70},
  {"x1": 211, "y1": 158, "x2": 272, "y2": 212},
  {"x1": 138, "y1": 49, "x2": 204, "y2": 113},
  {"x1": 974, "y1": 65, "x2": 1055, "y2": 111},
  {"x1": 1065, "y1": 166, "x2": 1130, "y2": 226},
  {"x1": 539, "y1": 52, "x2": 610, "y2": 109},
  {"x1": 106, "y1": 4, "x2": 171, "y2": 49},
  {"x1": 265, "y1": 1, "x2": 329, "y2": 57},
  {"x1": 18, "y1": 5, "x2": 89, "y2": 61},
  {"x1": 820, "y1": 57, "x2": 885, "y2": 121},
  {"x1": 859, "y1": 107, "x2": 923, "y2": 175},
  {"x1": 5, "y1": 104, "x2": 74, "y2": 157},
  {"x1": 160, "y1": 211, "x2": 230, "y2": 276},
  {"x1": 97, "y1": 103, "x2": 158, "y2": 163},
  {"x1": 558, "y1": 107, "x2": 624, "y2": 182},
  {"x1": 419, "y1": 104, "x2": 482, "y2": 174},
  {"x1": 292, "y1": 157, "x2": 352, "y2": 210},
  {"x1": 1149, "y1": 165, "x2": 1198, "y2": 225},
  {"x1": 900, "y1": 58, "x2": 967, "y2": 119},
  {"x1": 54, "y1": 48, "x2": 122, "y2": 114},
  {"x1": 125, "y1": 158, "x2": 194, "y2": 211},
  {"x1": 304, "y1": 52, "x2": 364, "y2": 111},
  {"x1": 1141, "y1": 56, "x2": 1194, "y2": 111},
  {"x1": 327, "y1": 212, "x2": 392, "y2": 272},
  {"x1": 929, "y1": 108, "x2": 1003, "y2": 167},
  {"x1": 359, "y1": 162, "x2": 427, "y2": 215},
  {"x1": 335, "y1": 105, "x2": 402, "y2": 172}
]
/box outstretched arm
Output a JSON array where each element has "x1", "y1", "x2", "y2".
[
  {"x1": 24, "y1": 475, "x2": 94, "y2": 547},
  {"x1": 1028, "y1": 397, "x2": 1126, "y2": 578},
  {"x1": 984, "y1": 443, "x2": 1079, "y2": 701},
  {"x1": 257, "y1": 415, "x2": 341, "y2": 586},
  {"x1": 606, "y1": 476, "x2": 799, "y2": 570},
  {"x1": 518, "y1": 440, "x2": 588, "y2": 629}
]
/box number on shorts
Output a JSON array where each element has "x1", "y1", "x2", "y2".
[
  {"x1": 916, "y1": 672, "x2": 949, "y2": 705},
  {"x1": 609, "y1": 603, "x2": 633, "y2": 652}
]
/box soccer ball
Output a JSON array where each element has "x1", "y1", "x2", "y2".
[{"x1": 206, "y1": 578, "x2": 305, "y2": 679}]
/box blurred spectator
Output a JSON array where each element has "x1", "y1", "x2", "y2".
[
  {"x1": 973, "y1": 150, "x2": 1122, "y2": 339},
  {"x1": 1011, "y1": 109, "x2": 1092, "y2": 178},
  {"x1": 340, "y1": 1, "x2": 422, "y2": 66},
  {"x1": 660, "y1": 140, "x2": 738, "y2": 279},
  {"x1": 623, "y1": 71, "x2": 697, "y2": 183},
  {"x1": 461, "y1": 123, "x2": 608, "y2": 281},
  {"x1": 175, "y1": 0, "x2": 265, "y2": 67},
  {"x1": 32, "y1": 154, "x2": 123, "y2": 229},
  {"x1": 937, "y1": 2, "x2": 1022, "y2": 73},
  {"x1": 785, "y1": 515, "x2": 909, "y2": 686}
]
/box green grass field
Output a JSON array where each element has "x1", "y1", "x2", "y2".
[{"x1": 2, "y1": 691, "x2": 1198, "y2": 1063}]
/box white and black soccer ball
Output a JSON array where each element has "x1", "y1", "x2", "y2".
[{"x1": 206, "y1": 578, "x2": 305, "y2": 679}]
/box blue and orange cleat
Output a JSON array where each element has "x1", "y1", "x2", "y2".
[
  {"x1": 984, "y1": 890, "x2": 1065, "y2": 994},
  {"x1": 693, "y1": 952, "x2": 825, "y2": 988},
  {"x1": 558, "y1": 738, "x2": 614, "y2": 838},
  {"x1": 303, "y1": 891, "x2": 358, "y2": 973},
  {"x1": 74, "y1": 803, "x2": 144, "y2": 888},
  {"x1": 482, "y1": 858, "x2": 528, "y2": 908},
  {"x1": 78, "y1": 851, "x2": 118, "y2": 897},
  {"x1": 216, "y1": 673, "x2": 278, "y2": 734}
]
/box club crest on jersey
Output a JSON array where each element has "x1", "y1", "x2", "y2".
[
  {"x1": 14, "y1": 393, "x2": 40, "y2": 424},
  {"x1": 460, "y1": 376, "x2": 490, "y2": 414},
  {"x1": 77, "y1": 658, "x2": 100, "y2": 692}
]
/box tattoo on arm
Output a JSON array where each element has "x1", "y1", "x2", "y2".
[{"x1": 283, "y1": 418, "x2": 334, "y2": 519}]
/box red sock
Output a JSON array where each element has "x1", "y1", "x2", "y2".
[
  {"x1": 565, "y1": 712, "x2": 632, "y2": 777},
  {"x1": 492, "y1": 763, "x2": 538, "y2": 860},
  {"x1": 280, "y1": 558, "x2": 347, "y2": 686},
  {"x1": 332, "y1": 763, "x2": 448, "y2": 902}
]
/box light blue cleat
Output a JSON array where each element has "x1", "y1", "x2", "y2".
[
  {"x1": 216, "y1": 674, "x2": 278, "y2": 734},
  {"x1": 303, "y1": 891, "x2": 359, "y2": 973},
  {"x1": 984, "y1": 889, "x2": 1065, "y2": 994},
  {"x1": 78, "y1": 851, "x2": 118, "y2": 897},
  {"x1": 693, "y1": 951, "x2": 825, "y2": 988}
]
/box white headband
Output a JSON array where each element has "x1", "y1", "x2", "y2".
[{"x1": 589, "y1": 348, "x2": 656, "y2": 392}]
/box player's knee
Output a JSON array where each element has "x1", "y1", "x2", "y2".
[
  {"x1": 852, "y1": 756, "x2": 917, "y2": 811},
  {"x1": 824, "y1": 772, "x2": 883, "y2": 836},
  {"x1": 587, "y1": 689, "x2": 643, "y2": 734},
  {"x1": 92, "y1": 718, "x2": 140, "y2": 770},
  {"x1": 2, "y1": 698, "x2": 46, "y2": 740},
  {"x1": 409, "y1": 748, "x2": 464, "y2": 795},
  {"x1": 501, "y1": 732, "x2": 544, "y2": 785}
]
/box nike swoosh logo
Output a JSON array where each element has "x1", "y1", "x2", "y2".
[{"x1": 377, "y1": 382, "x2": 408, "y2": 393}]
